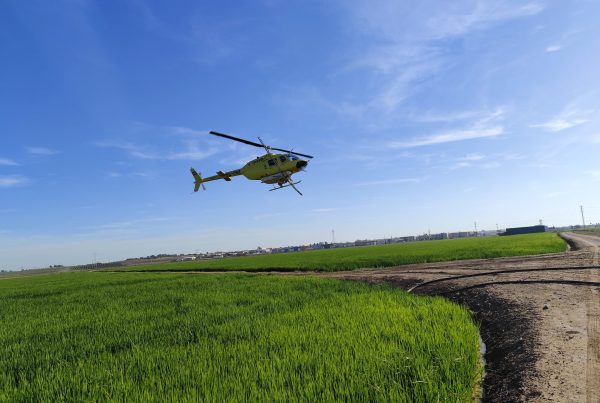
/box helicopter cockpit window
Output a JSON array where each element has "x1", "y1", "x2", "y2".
[
  {"x1": 279, "y1": 156, "x2": 287, "y2": 162},
  {"x1": 267, "y1": 159, "x2": 276, "y2": 166},
  {"x1": 289, "y1": 155, "x2": 299, "y2": 161}
]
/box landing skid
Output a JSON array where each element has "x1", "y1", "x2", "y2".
[{"x1": 269, "y1": 180, "x2": 303, "y2": 196}]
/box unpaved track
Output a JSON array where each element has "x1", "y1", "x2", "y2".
[{"x1": 323, "y1": 232, "x2": 600, "y2": 402}]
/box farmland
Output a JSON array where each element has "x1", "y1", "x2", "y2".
[
  {"x1": 574, "y1": 226, "x2": 600, "y2": 235},
  {"x1": 117, "y1": 233, "x2": 566, "y2": 272},
  {"x1": 0, "y1": 272, "x2": 481, "y2": 401}
]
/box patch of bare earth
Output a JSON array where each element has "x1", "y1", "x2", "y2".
[{"x1": 321, "y1": 232, "x2": 600, "y2": 402}]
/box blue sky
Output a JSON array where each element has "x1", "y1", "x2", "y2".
[{"x1": 1, "y1": 0, "x2": 600, "y2": 269}]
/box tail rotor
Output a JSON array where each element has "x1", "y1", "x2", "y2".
[{"x1": 190, "y1": 167, "x2": 206, "y2": 192}]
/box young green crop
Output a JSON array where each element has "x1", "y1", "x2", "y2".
[
  {"x1": 0, "y1": 273, "x2": 481, "y2": 401},
  {"x1": 575, "y1": 227, "x2": 600, "y2": 234},
  {"x1": 117, "y1": 232, "x2": 566, "y2": 272}
]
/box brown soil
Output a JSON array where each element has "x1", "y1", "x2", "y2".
[{"x1": 321, "y1": 232, "x2": 600, "y2": 403}]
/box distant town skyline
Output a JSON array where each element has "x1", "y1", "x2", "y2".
[{"x1": 2, "y1": 1, "x2": 600, "y2": 270}]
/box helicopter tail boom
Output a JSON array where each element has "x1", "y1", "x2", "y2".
[{"x1": 191, "y1": 167, "x2": 244, "y2": 192}]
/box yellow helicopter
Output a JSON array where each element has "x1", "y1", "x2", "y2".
[{"x1": 190, "y1": 131, "x2": 313, "y2": 195}]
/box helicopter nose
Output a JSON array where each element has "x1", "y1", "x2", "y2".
[{"x1": 296, "y1": 160, "x2": 308, "y2": 169}]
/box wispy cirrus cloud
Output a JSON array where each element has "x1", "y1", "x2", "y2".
[
  {"x1": 458, "y1": 153, "x2": 485, "y2": 162},
  {"x1": 311, "y1": 208, "x2": 339, "y2": 213},
  {"x1": 0, "y1": 175, "x2": 30, "y2": 188},
  {"x1": 27, "y1": 147, "x2": 59, "y2": 155},
  {"x1": 530, "y1": 117, "x2": 589, "y2": 132},
  {"x1": 530, "y1": 107, "x2": 594, "y2": 132},
  {"x1": 97, "y1": 141, "x2": 216, "y2": 161},
  {"x1": 450, "y1": 153, "x2": 502, "y2": 170},
  {"x1": 359, "y1": 177, "x2": 423, "y2": 186},
  {"x1": 331, "y1": 1, "x2": 545, "y2": 116},
  {"x1": 388, "y1": 109, "x2": 505, "y2": 148},
  {"x1": 96, "y1": 126, "x2": 217, "y2": 161},
  {"x1": 105, "y1": 171, "x2": 154, "y2": 179},
  {"x1": 345, "y1": 1, "x2": 544, "y2": 43},
  {"x1": 545, "y1": 44, "x2": 563, "y2": 52},
  {"x1": 88, "y1": 217, "x2": 173, "y2": 236},
  {"x1": 0, "y1": 158, "x2": 19, "y2": 166},
  {"x1": 390, "y1": 127, "x2": 503, "y2": 148}
]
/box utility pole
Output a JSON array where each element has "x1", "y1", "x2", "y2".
[
  {"x1": 474, "y1": 221, "x2": 478, "y2": 236},
  {"x1": 580, "y1": 205, "x2": 586, "y2": 227},
  {"x1": 539, "y1": 219, "x2": 543, "y2": 226},
  {"x1": 332, "y1": 229, "x2": 335, "y2": 244}
]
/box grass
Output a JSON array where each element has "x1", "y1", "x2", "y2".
[
  {"x1": 116, "y1": 233, "x2": 566, "y2": 272},
  {"x1": 0, "y1": 272, "x2": 481, "y2": 402},
  {"x1": 575, "y1": 226, "x2": 600, "y2": 234}
]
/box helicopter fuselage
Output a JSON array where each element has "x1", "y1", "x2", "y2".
[{"x1": 241, "y1": 153, "x2": 308, "y2": 181}]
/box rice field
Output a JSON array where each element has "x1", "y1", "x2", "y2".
[
  {"x1": 0, "y1": 273, "x2": 481, "y2": 401},
  {"x1": 575, "y1": 226, "x2": 600, "y2": 234},
  {"x1": 118, "y1": 232, "x2": 566, "y2": 272}
]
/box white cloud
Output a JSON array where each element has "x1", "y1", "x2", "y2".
[
  {"x1": 450, "y1": 161, "x2": 473, "y2": 170},
  {"x1": 482, "y1": 161, "x2": 501, "y2": 169},
  {"x1": 409, "y1": 109, "x2": 481, "y2": 123},
  {"x1": 530, "y1": 118, "x2": 589, "y2": 132},
  {"x1": 327, "y1": 1, "x2": 545, "y2": 118},
  {"x1": 424, "y1": 2, "x2": 545, "y2": 39},
  {"x1": 359, "y1": 178, "x2": 422, "y2": 186},
  {"x1": 168, "y1": 126, "x2": 208, "y2": 137},
  {"x1": 388, "y1": 108, "x2": 505, "y2": 148},
  {"x1": 450, "y1": 153, "x2": 500, "y2": 170},
  {"x1": 166, "y1": 141, "x2": 216, "y2": 160},
  {"x1": 389, "y1": 126, "x2": 503, "y2": 148},
  {"x1": 92, "y1": 217, "x2": 172, "y2": 232},
  {"x1": 0, "y1": 175, "x2": 30, "y2": 188},
  {"x1": 27, "y1": 147, "x2": 58, "y2": 155},
  {"x1": 458, "y1": 153, "x2": 485, "y2": 161},
  {"x1": 545, "y1": 44, "x2": 563, "y2": 52},
  {"x1": 530, "y1": 107, "x2": 594, "y2": 132},
  {"x1": 0, "y1": 158, "x2": 18, "y2": 166},
  {"x1": 346, "y1": 0, "x2": 544, "y2": 42},
  {"x1": 96, "y1": 137, "x2": 216, "y2": 161},
  {"x1": 311, "y1": 208, "x2": 338, "y2": 213}
]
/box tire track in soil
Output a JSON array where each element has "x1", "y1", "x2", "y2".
[
  {"x1": 568, "y1": 232, "x2": 600, "y2": 403},
  {"x1": 586, "y1": 240, "x2": 599, "y2": 403}
]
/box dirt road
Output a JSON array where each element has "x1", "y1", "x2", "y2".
[{"x1": 324, "y1": 232, "x2": 600, "y2": 402}]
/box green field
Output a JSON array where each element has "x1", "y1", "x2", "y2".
[
  {"x1": 575, "y1": 226, "x2": 600, "y2": 234},
  {"x1": 0, "y1": 273, "x2": 481, "y2": 401},
  {"x1": 118, "y1": 233, "x2": 566, "y2": 272}
]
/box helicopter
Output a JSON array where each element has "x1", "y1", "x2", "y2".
[{"x1": 190, "y1": 131, "x2": 313, "y2": 196}]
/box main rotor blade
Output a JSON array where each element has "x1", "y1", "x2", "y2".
[
  {"x1": 209, "y1": 131, "x2": 264, "y2": 148},
  {"x1": 210, "y1": 131, "x2": 314, "y2": 158},
  {"x1": 270, "y1": 147, "x2": 314, "y2": 159}
]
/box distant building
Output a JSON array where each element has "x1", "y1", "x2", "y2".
[
  {"x1": 499, "y1": 225, "x2": 547, "y2": 236},
  {"x1": 448, "y1": 231, "x2": 475, "y2": 239},
  {"x1": 177, "y1": 256, "x2": 197, "y2": 261}
]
